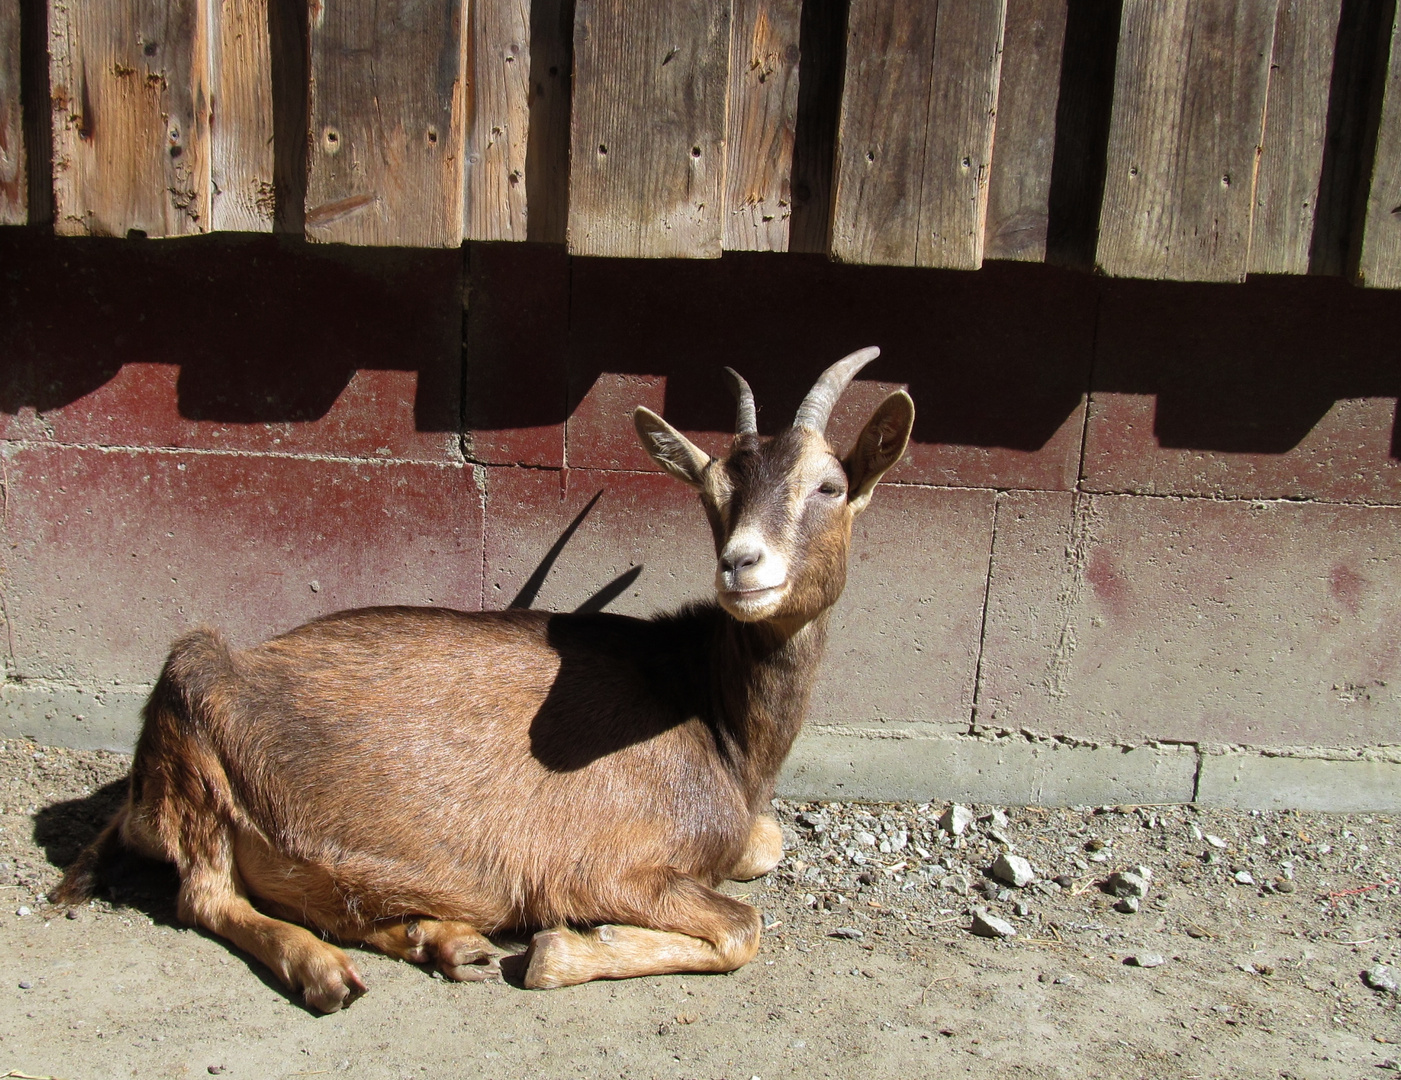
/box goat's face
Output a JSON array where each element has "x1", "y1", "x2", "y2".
[{"x1": 635, "y1": 348, "x2": 915, "y2": 625}]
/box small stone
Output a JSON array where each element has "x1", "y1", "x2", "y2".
[
  {"x1": 830, "y1": 927, "x2": 864, "y2": 940},
  {"x1": 1273, "y1": 878, "x2": 1295, "y2": 894},
  {"x1": 1205, "y1": 834, "x2": 1228, "y2": 849},
  {"x1": 15, "y1": 906, "x2": 29, "y2": 917},
  {"x1": 18, "y1": 979, "x2": 32, "y2": 989},
  {"x1": 1233, "y1": 870, "x2": 1256, "y2": 886},
  {"x1": 970, "y1": 907, "x2": 1017, "y2": 939},
  {"x1": 855, "y1": 831, "x2": 877, "y2": 847},
  {"x1": 1054, "y1": 874, "x2": 1075, "y2": 890},
  {"x1": 1364, "y1": 965, "x2": 1399, "y2": 994},
  {"x1": 1126, "y1": 953, "x2": 1165, "y2": 968},
  {"x1": 940, "y1": 805, "x2": 975, "y2": 836},
  {"x1": 796, "y1": 811, "x2": 824, "y2": 829},
  {"x1": 803, "y1": 894, "x2": 817, "y2": 907},
  {"x1": 987, "y1": 828, "x2": 1012, "y2": 847},
  {"x1": 992, "y1": 853, "x2": 1036, "y2": 888},
  {"x1": 980, "y1": 809, "x2": 1010, "y2": 829},
  {"x1": 1012, "y1": 900, "x2": 1032, "y2": 918},
  {"x1": 208, "y1": 1068, "x2": 228, "y2": 1076},
  {"x1": 940, "y1": 874, "x2": 970, "y2": 896},
  {"x1": 65, "y1": 908, "x2": 78, "y2": 920},
  {"x1": 1106, "y1": 871, "x2": 1149, "y2": 899},
  {"x1": 1114, "y1": 896, "x2": 1140, "y2": 914}
]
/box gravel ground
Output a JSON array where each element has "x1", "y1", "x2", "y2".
[{"x1": 1, "y1": 738, "x2": 1399, "y2": 1079}]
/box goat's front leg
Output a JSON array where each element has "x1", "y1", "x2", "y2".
[
  {"x1": 523, "y1": 869, "x2": 761, "y2": 989},
  {"x1": 727, "y1": 813, "x2": 783, "y2": 880}
]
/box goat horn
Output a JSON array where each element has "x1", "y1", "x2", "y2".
[
  {"x1": 792, "y1": 346, "x2": 881, "y2": 432},
  {"x1": 722, "y1": 367, "x2": 758, "y2": 436}
]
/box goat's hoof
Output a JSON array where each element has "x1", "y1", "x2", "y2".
[
  {"x1": 442, "y1": 953, "x2": 502, "y2": 982},
  {"x1": 297, "y1": 950, "x2": 367, "y2": 1014},
  {"x1": 522, "y1": 929, "x2": 572, "y2": 990}
]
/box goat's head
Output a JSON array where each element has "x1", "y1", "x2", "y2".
[{"x1": 633, "y1": 348, "x2": 915, "y2": 625}]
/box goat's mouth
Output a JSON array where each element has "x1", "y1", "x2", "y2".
[{"x1": 718, "y1": 583, "x2": 788, "y2": 620}]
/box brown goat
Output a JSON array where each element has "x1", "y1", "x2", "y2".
[{"x1": 53, "y1": 348, "x2": 914, "y2": 1011}]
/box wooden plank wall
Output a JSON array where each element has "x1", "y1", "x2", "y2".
[{"x1": 7, "y1": 0, "x2": 1401, "y2": 286}]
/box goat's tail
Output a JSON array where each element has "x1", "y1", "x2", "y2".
[{"x1": 49, "y1": 803, "x2": 129, "y2": 906}]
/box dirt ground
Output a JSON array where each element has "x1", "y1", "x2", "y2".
[{"x1": 0, "y1": 738, "x2": 1398, "y2": 1080}]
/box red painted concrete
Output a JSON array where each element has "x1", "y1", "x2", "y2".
[
  {"x1": 566, "y1": 254, "x2": 1095, "y2": 490},
  {"x1": 0, "y1": 231, "x2": 463, "y2": 462},
  {"x1": 1084, "y1": 275, "x2": 1401, "y2": 503},
  {"x1": 465, "y1": 243, "x2": 569, "y2": 466},
  {"x1": 2, "y1": 445, "x2": 483, "y2": 685},
  {"x1": 978, "y1": 490, "x2": 1401, "y2": 747}
]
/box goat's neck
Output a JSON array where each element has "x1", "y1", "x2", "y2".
[{"x1": 712, "y1": 611, "x2": 830, "y2": 810}]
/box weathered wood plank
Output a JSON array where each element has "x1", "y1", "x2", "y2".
[
  {"x1": 831, "y1": 0, "x2": 1005, "y2": 269},
  {"x1": 829, "y1": 1, "x2": 938, "y2": 265},
  {"x1": 916, "y1": 1, "x2": 1005, "y2": 269},
  {"x1": 1096, "y1": 0, "x2": 1279, "y2": 282},
  {"x1": 465, "y1": 0, "x2": 529, "y2": 241},
  {"x1": 306, "y1": 0, "x2": 467, "y2": 246},
  {"x1": 0, "y1": 0, "x2": 24, "y2": 223},
  {"x1": 1359, "y1": 8, "x2": 1401, "y2": 288},
  {"x1": 210, "y1": 0, "x2": 274, "y2": 231},
  {"x1": 983, "y1": 0, "x2": 1067, "y2": 262},
  {"x1": 49, "y1": 0, "x2": 211, "y2": 237},
  {"x1": 568, "y1": 0, "x2": 730, "y2": 258},
  {"x1": 723, "y1": 0, "x2": 802, "y2": 251},
  {"x1": 1247, "y1": 0, "x2": 1342, "y2": 276}
]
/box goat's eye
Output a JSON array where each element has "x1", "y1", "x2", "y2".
[{"x1": 818, "y1": 481, "x2": 844, "y2": 497}]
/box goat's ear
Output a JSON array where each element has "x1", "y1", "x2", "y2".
[
  {"x1": 634, "y1": 407, "x2": 712, "y2": 488},
  {"x1": 843, "y1": 390, "x2": 914, "y2": 513}
]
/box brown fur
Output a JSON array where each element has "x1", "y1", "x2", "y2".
[{"x1": 53, "y1": 361, "x2": 915, "y2": 1011}]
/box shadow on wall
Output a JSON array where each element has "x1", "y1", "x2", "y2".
[
  {"x1": 2, "y1": 230, "x2": 1400, "y2": 458},
  {"x1": 0, "y1": 230, "x2": 462, "y2": 432}
]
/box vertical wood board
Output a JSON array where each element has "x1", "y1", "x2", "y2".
[
  {"x1": 983, "y1": 0, "x2": 1067, "y2": 262},
  {"x1": 1247, "y1": 0, "x2": 1342, "y2": 276},
  {"x1": 1360, "y1": 10, "x2": 1401, "y2": 288},
  {"x1": 829, "y1": 0, "x2": 939, "y2": 265},
  {"x1": 465, "y1": 0, "x2": 530, "y2": 241},
  {"x1": 831, "y1": 0, "x2": 1005, "y2": 269},
  {"x1": 49, "y1": 0, "x2": 211, "y2": 236},
  {"x1": 1096, "y1": 0, "x2": 1279, "y2": 282},
  {"x1": 723, "y1": 0, "x2": 802, "y2": 251},
  {"x1": 0, "y1": 0, "x2": 23, "y2": 223},
  {"x1": 916, "y1": 0, "x2": 1005, "y2": 268},
  {"x1": 307, "y1": 0, "x2": 467, "y2": 246},
  {"x1": 210, "y1": 0, "x2": 274, "y2": 231},
  {"x1": 568, "y1": 0, "x2": 731, "y2": 258}
]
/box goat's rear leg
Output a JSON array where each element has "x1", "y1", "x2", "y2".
[
  {"x1": 727, "y1": 814, "x2": 783, "y2": 881},
  {"x1": 523, "y1": 870, "x2": 761, "y2": 989},
  {"x1": 363, "y1": 919, "x2": 501, "y2": 981}
]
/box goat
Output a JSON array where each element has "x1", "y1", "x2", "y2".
[{"x1": 52, "y1": 347, "x2": 914, "y2": 1011}]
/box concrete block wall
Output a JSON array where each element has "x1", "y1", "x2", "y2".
[{"x1": 2, "y1": 231, "x2": 1399, "y2": 807}]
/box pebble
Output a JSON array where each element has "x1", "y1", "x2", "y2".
[
  {"x1": 855, "y1": 831, "x2": 877, "y2": 847},
  {"x1": 1126, "y1": 953, "x2": 1165, "y2": 968},
  {"x1": 940, "y1": 874, "x2": 971, "y2": 896},
  {"x1": 1272, "y1": 878, "x2": 1296, "y2": 894},
  {"x1": 830, "y1": 927, "x2": 864, "y2": 940},
  {"x1": 1106, "y1": 870, "x2": 1149, "y2": 899},
  {"x1": 1205, "y1": 834, "x2": 1228, "y2": 849},
  {"x1": 1233, "y1": 870, "x2": 1256, "y2": 886},
  {"x1": 18, "y1": 979, "x2": 32, "y2": 989},
  {"x1": 1364, "y1": 965, "x2": 1399, "y2": 994},
  {"x1": 15, "y1": 906, "x2": 29, "y2": 917},
  {"x1": 940, "y1": 805, "x2": 975, "y2": 837},
  {"x1": 1114, "y1": 896, "x2": 1141, "y2": 914},
  {"x1": 980, "y1": 809, "x2": 1009, "y2": 829},
  {"x1": 992, "y1": 854, "x2": 1036, "y2": 888},
  {"x1": 970, "y1": 907, "x2": 1017, "y2": 939}
]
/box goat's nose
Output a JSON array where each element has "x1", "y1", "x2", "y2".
[{"x1": 721, "y1": 546, "x2": 764, "y2": 573}]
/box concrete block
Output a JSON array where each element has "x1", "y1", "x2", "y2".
[
  {"x1": 979, "y1": 491, "x2": 1401, "y2": 746},
  {"x1": 465, "y1": 242, "x2": 570, "y2": 467},
  {"x1": 1085, "y1": 275, "x2": 1401, "y2": 503},
  {"x1": 1196, "y1": 748, "x2": 1401, "y2": 811},
  {"x1": 778, "y1": 729, "x2": 1199, "y2": 805},
  {"x1": 1, "y1": 446, "x2": 484, "y2": 686},
  {"x1": 484, "y1": 469, "x2": 991, "y2": 729},
  {"x1": 1, "y1": 682, "x2": 149, "y2": 752},
  {"x1": 0, "y1": 233, "x2": 463, "y2": 462},
  {"x1": 567, "y1": 254, "x2": 1094, "y2": 490}
]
